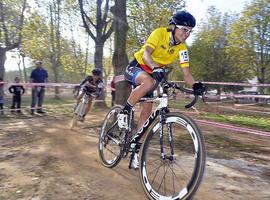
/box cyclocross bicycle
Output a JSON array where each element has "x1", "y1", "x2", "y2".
[
  {"x1": 70, "y1": 82, "x2": 104, "y2": 129},
  {"x1": 98, "y1": 80, "x2": 206, "y2": 200}
]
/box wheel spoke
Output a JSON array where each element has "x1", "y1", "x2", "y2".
[{"x1": 149, "y1": 161, "x2": 164, "y2": 185}]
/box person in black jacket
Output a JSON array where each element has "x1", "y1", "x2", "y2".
[{"x1": 8, "y1": 77, "x2": 25, "y2": 113}]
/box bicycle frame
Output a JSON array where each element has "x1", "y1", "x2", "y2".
[{"x1": 129, "y1": 93, "x2": 169, "y2": 153}]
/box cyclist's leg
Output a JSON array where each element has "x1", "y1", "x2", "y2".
[
  {"x1": 138, "y1": 101, "x2": 153, "y2": 130},
  {"x1": 84, "y1": 96, "x2": 93, "y2": 116},
  {"x1": 124, "y1": 60, "x2": 155, "y2": 109},
  {"x1": 127, "y1": 72, "x2": 155, "y2": 105},
  {"x1": 76, "y1": 90, "x2": 84, "y2": 105}
]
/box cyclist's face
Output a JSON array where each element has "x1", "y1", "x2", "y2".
[
  {"x1": 93, "y1": 75, "x2": 101, "y2": 82},
  {"x1": 175, "y1": 26, "x2": 193, "y2": 43}
]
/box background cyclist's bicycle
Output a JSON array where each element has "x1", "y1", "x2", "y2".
[
  {"x1": 70, "y1": 82, "x2": 103, "y2": 129},
  {"x1": 98, "y1": 80, "x2": 206, "y2": 200}
]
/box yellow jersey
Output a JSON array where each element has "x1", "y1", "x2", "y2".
[{"x1": 134, "y1": 27, "x2": 189, "y2": 73}]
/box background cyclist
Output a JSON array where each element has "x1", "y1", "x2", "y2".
[
  {"x1": 76, "y1": 68, "x2": 103, "y2": 122},
  {"x1": 119, "y1": 10, "x2": 206, "y2": 130}
]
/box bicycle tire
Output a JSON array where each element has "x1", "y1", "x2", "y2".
[
  {"x1": 139, "y1": 112, "x2": 206, "y2": 200},
  {"x1": 70, "y1": 113, "x2": 78, "y2": 129},
  {"x1": 98, "y1": 105, "x2": 125, "y2": 168},
  {"x1": 70, "y1": 102, "x2": 83, "y2": 129},
  {"x1": 79, "y1": 102, "x2": 87, "y2": 118}
]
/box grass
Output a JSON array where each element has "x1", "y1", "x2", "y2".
[
  {"x1": 205, "y1": 134, "x2": 263, "y2": 159},
  {"x1": 169, "y1": 98, "x2": 270, "y2": 131},
  {"x1": 2, "y1": 94, "x2": 270, "y2": 131},
  {"x1": 201, "y1": 113, "x2": 270, "y2": 131}
]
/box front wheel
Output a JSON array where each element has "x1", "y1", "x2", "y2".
[
  {"x1": 139, "y1": 112, "x2": 206, "y2": 200},
  {"x1": 98, "y1": 105, "x2": 125, "y2": 168},
  {"x1": 70, "y1": 113, "x2": 78, "y2": 129},
  {"x1": 69, "y1": 102, "x2": 87, "y2": 129}
]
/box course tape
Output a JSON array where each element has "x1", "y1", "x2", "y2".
[
  {"x1": 196, "y1": 119, "x2": 270, "y2": 137},
  {"x1": 1, "y1": 102, "x2": 269, "y2": 138},
  {"x1": 1, "y1": 76, "x2": 270, "y2": 100},
  {"x1": 207, "y1": 94, "x2": 270, "y2": 99},
  {"x1": 0, "y1": 82, "x2": 78, "y2": 87},
  {"x1": 1, "y1": 77, "x2": 270, "y2": 87},
  {"x1": 174, "y1": 80, "x2": 270, "y2": 87}
]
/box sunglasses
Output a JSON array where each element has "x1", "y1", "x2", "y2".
[{"x1": 176, "y1": 25, "x2": 193, "y2": 34}]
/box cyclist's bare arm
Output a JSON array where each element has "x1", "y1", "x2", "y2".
[
  {"x1": 88, "y1": 83, "x2": 96, "y2": 89},
  {"x1": 181, "y1": 67, "x2": 195, "y2": 86},
  {"x1": 142, "y1": 46, "x2": 160, "y2": 69}
]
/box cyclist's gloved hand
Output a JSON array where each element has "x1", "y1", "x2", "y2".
[
  {"x1": 192, "y1": 82, "x2": 206, "y2": 95},
  {"x1": 152, "y1": 68, "x2": 166, "y2": 82}
]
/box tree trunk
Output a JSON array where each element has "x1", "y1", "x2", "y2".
[
  {"x1": 49, "y1": 3, "x2": 61, "y2": 99},
  {"x1": 17, "y1": 59, "x2": 23, "y2": 80},
  {"x1": 112, "y1": 0, "x2": 131, "y2": 106},
  {"x1": 93, "y1": 41, "x2": 107, "y2": 108},
  {"x1": 0, "y1": 48, "x2": 7, "y2": 80},
  {"x1": 21, "y1": 55, "x2": 27, "y2": 82},
  {"x1": 258, "y1": 67, "x2": 266, "y2": 94}
]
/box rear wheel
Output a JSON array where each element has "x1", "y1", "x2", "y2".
[
  {"x1": 98, "y1": 105, "x2": 125, "y2": 168},
  {"x1": 139, "y1": 112, "x2": 206, "y2": 200}
]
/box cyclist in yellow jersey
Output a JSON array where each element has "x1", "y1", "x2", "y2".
[{"x1": 119, "y1": 11, "x2": 206, "y2": 141}]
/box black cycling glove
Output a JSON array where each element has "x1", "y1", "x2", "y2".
[
  {"x1": 192, "y1": 82, "x2": 206, "y2": 95},
  {"x1": 152, "y1": 68, "x2": 166, "y2": 82}
]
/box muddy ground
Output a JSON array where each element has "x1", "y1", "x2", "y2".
[{"x1": 0, "y1": 109, "x2": 270, "y2": 200}]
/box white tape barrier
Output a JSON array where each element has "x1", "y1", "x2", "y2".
[
  {"x1": 1, "y1": 77, "x2": 270, "y2": 87},
  {"x1": 174, "y1": 80, "x2": 270, "y2": 87},
  {"x1": 1, "y1": 77, "x2": 270, "y2": 101},
  {"x1": 206, "y1": 94, "x2": 270, "y2": 99},
  {"x1": 196, "y1": 119, "x2": 270, "y2": 137},
  {"x1": 0, "y1": 82, "x2": 78, "y2": 88}
]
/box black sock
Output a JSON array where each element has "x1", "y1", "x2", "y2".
[{"x1": 123, "y1": 101, "x2": 133, "y2": 113}]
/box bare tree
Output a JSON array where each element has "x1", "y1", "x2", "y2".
[{"x1": 0, "y1": 0, "x2": 27, "y2": 79}]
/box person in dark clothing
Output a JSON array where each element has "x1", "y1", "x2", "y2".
[
  {"x1": 8, "y1": 77, "x2": 25, "y2": 113},
  {"x1": 30, "y1": 60, "x2": 48, "y2": 114},
  {"x1": 76, "y1": 68, "x2": 104, "y2": 121}
]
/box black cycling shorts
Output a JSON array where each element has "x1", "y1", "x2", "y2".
[{"x1": 124, "y1": 59, "x2": 155, "y2": 98}]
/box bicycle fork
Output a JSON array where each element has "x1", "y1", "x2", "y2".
[{"x1": 159, "y1": 108, "x2": 174, "y2": 161}]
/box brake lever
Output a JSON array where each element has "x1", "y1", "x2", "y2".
[{"x1": 185, "y1": 95, "x2": 199, "y2": 109}]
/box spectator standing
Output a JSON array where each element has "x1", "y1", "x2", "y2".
[
  {"x1": 0, "y1": 77, "x2": 4, "y2": 114},
  {"x1": 8, "y1": 77, "x2": 25, "y2": 113},
  {"x1": 30, "y1": 60, "x2": 48, "y2": 114},
  {"x1": 110, "y1": 76, "x2": 116, "y2": 107}
]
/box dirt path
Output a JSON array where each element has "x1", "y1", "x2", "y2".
[{"x1": 0, "y1": 111, "x2": 270, "y2": 200}]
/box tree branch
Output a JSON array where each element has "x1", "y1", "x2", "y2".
[
  {"x1": 102, "y1": 0, "x2": 110, "y2": 25},
  {"x1": 78, "y1": 0, "x2": 96, "y2": 41},
  {"x1": 17, "y1": 0, "x2": 27, "y2": 45},
  {"x1": 103, "y1": 24, "x2": 114, "y2": 41},
  {"x1": 0, "y1": 0, "x2": 10, "y2": 46}
]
